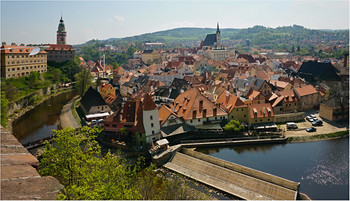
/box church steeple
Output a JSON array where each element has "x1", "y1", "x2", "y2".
[
  {"x1": 216, "y1": 22, "x2": 220, "y2": 34},
  {"x1": 57, "y1": 15, "x2": 67, "y2": 45},
  {"x1": 216, "y1": 22, "x2": 221, "y2": 49}
]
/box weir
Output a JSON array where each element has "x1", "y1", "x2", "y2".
[{"x1": 164, "y1": 149, "x2": 299, "y2": 200}]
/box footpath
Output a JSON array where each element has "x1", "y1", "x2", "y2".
[
  {"x1": 0, "y1": 126, "x2": 63, "y2": 199},
  {"x1": 60, "y1": 96, "x2": 80, "y2": 129}
]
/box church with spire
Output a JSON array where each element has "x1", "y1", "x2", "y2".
[
  {"x1": 201, "y1": 23, "x2": 230, "y2": 61},
  {"x1": 202, "y1": 22, "x2": 222, "y2": 49},
  {"x1": 44, "y1": 15, "x2": 75, "y2": 62}
]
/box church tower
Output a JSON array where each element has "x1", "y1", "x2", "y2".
[
  {"x1": 57, "y1": 16, "x2": 67, "y2": 45},
  {"x1": 216, "y1": 22, "x2": 221, "y2": 49}
]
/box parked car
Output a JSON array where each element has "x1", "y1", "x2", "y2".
[
  {"x1": 306, "y1": 116, "x2": 314, "y2": 122},
  {"x1": 306, "y1": 127, "x2": 317, "y2": 132},
  {"x1": 286, "y1": 122, "x2": 298, "y2": 129},
  {"x1": 313, "y1": 117, "x2": 318, "y2": 121},
  {"x1": 312, "y1": 120, "x2": 323, "y2": 126},
  {"x1": 310, "y1": 114, "x2": 316, "y2": 118}
]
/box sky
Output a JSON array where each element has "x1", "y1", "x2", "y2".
[{"x1": 1, "y1": 0, "x2": 349, "y2": 45}]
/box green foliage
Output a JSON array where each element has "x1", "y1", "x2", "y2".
[
  {"x1": 119, "y1": 127, "x2": 128, "y2": 135},
  {"x1": 48, "y1": 60, "x2": 80, "y2": 82},
  {"x1": 126, "y1": 46, "x2": 137, "y2": 58},
  {"x1": 1, "y1": 91, "x2": 9, "y2": 127},
  {"x1": 39, "y1": 126, "x2": 208, "y2": 200},
  {"x1": 28, "y1": 94, "x2": 43, "y2": 105},
  {"x1": 224, "y1": 120, "x2": 244, "y2": 132},
  {"x1": 74, "y1": 69, "x2": 94, "y2": 96}
]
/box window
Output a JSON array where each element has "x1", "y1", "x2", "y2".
[
  {"x1": 112, "y1": 124, "x2": 116, "y2": 128},
  {"x1": 150, "y1": 115, "x2": 153, "y2": 120},
  {"x1": 139, "y1": 133, "x2": 142, "y2": 137},
  {"x1": 244, "y1": 115, "x2": 246, "y2": 117},
  {"x1": 152, "y1": 131, "x2": 154, "y2": 134},
  {"x1": 151, "y1": 123, "x2": 154, "y2": 128},
  {"x1": 236, "y1": 109, "x2": 238, "y2": 111},
  {"x1": 255, "y1": 120, "x2": 257, "y2": 122},
  {"x1": 242, "y1": 109, "x2": 243, "y2": 111},
  {"x1": 12, "y1": 68, "x2": 15, "y2": 71},
  {"x1": 190, "y1": 120, "x2": 192, "y2": 123},
  {"x1": 105, "y1": 123, "x2": 109, "y2": 127},
  {"x1": 198, "y1": 119, "x2": 200, "y2": 122},
  {"x1": 260, "y1": 119, "x2": 262, "y2": 122}
]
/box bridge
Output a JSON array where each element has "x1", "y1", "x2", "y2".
[{"x1": 164, "y1": 149, "x2": 299, "y2": 200}]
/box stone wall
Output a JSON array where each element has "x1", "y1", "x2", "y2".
[
  {"x1": 182, "y1": 148, "x2": 300, "y2": 191},
  {"x1": 1, "y1": 126, "x2": 63, "y2": 199},
  {"x1": 274, "y1": 112, "x2": 305, "y2": 123}
]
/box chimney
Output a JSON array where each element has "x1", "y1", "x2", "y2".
[
  {"x1": 2, "y1": 42, "x2": 6, "y2": 46},
  {"x1": 275, "y1": 81, "x2": 277, "y2": 87},
  {"x1": 11, "y1": 42, "x2": 16, "y2": 46},
  {"x1": 263, "y1": 107, "x2": 266, "y2": 115},
  {"x1": 226, "y1": 91, "x2": 230, "y2": 103}
]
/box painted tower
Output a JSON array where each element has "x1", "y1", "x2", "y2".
[
  {"x1": 216, "y1": 22, "x2": 222, "y2": 49},
  {"x1": 57, "y1": 16, "x2": 67, "y2": 45}
]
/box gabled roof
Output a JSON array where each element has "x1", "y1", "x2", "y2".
[
  {"x1": 171, "y1": 88, "x2": 227, "y2": 120},
  {"x1": 216, "y1": 91, "x2": 247, "y2": 112},
  {"x1": 143, "y1": 93, "x2": 157, "y2": 111},
  {"x1": 298, "y1": 60, "x2": 340, "y2": 81},
  {"x1": 1, "y1": 45, "x2": 47, "y2": 54},
  {"x1": 203, "y1": 34, "x2": 217, "y2": 46},
  {"x1": 269, "y1": 80, "x2": 291, "y2": 89},
  {"x1": 81, "y1": 87, "x2": 107, "y2": 112},
  {"x1": 294, "y1": 84, "x2": 318, "y2": 97},
  {"x1": 247, "y1": 90, "x2": 263, "y2": 101},
  {"x1": 170, "y1": 78, "x2": 190, "y2": 90},
  {"x1": 237, "y1": 54, "x2": 257, "y2": 63},
  {"x1": 158, "y1": 105, "x2": 178, "y2": 125}
]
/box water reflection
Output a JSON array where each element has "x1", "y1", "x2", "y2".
[
  {"x1": 196, "y1": 138, "x2": 349, "y2": 200},
  {"x1": 12, "y1": 91, "x2": 76, "y2": 144}
]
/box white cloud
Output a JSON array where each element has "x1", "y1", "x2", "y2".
[{"x1": 113, "y1": 15, "x2": 125, "y2": 23}]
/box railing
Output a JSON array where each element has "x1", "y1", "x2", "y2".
[{"x1": 22, "y1": 135, "x2": 57, "y2": 150}]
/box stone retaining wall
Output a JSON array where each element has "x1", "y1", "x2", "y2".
[
  {"x1": 1, "y1": 126, "x2": 63, "y2": 200},
  {"x1": 274, "y1": 112, "x2": 305, "y2": 123},
  {"x1": 182, "y1": 148, "x2": 300, "y2": 191}
]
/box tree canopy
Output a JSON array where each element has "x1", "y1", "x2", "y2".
[
  {"x1": 224, "y1": 120, "x2": 244, "y2": 132},
  {"x1": 39, "y1": 126, "x2": 208, "y2": 200},
  {"x1": 74, "y1": 69, "x2": 94, "y2": 97}
]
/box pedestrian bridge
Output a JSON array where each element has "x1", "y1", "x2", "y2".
[{"x1": 164, "y1": 149, "x2": 299, "y2": 200}]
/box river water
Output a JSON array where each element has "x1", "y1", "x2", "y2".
[
  {"x1": 196, "y1": 138, "x2": 349, "y2": 200},
  {"x1": 12, "y1": 90, "x2": 77, "y2": 144}
]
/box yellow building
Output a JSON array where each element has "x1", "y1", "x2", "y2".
[
  {"x1": 1, "y1": 44, "x2": 47, "y2": 79},
  {"x1": 247, "y1": 103, "x2": 274, "y2": 125},
  {"x1": 319, "y1": 97, "x2": 349, "y2": 121},
  {"x1": 141, "y1": 49, "x2": 161, "y2": 64},
  {"x1": 99, "y1": 83, "x2": 116, "y2": 99},
  {"x1": 216, "y1": 91, "x2": 249, "y2": 123}
]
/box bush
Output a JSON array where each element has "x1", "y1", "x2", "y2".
[{"x1": 224, "y1": 120, "x2": 244, "y2": 132}]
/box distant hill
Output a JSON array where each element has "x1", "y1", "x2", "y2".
[{"x1": 75, "y1": 25, "x2": 349, "y2": 49}]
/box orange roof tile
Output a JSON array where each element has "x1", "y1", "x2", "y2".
[
  {"x1": 248, "y1": 103, "x2": 274, "y2": 119},
  {"x1": 294, "y1": 84, "x2": 318, "y2": 97},
  {"x1": 171, "y1": 88, "x2": 227, "y2": 120},
  {"x1": 216, "y1": 91, "x2": 247, "y2": 112},
  {"x1": 143, "y1": 93, "x2": 157, "y2": 111},
  {"x1": 0, "y1": 45, "x2": 47, "y2": 54},
  {"x1": 158, "y1": 105, "x2": 177, "y2": 125}
]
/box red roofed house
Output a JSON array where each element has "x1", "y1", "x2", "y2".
[
  {"x1": 216, "y1": 91, "x2": 248, "y2": 123},
  {"x1": 247, "y1": 103, "x2": 274, "y2": 125},
  {"x1": 103, "y1": 93, "x2": 160, "y2": 146},
  {"x1": 293, "y1": 84, "x2": 321, "y2": 111},
  {"x1": 170, "y1": 88, "x2": 228, "y2": 128},
  {"x1": 271, "y1": 89, "x2": 300, "y2": 114}
]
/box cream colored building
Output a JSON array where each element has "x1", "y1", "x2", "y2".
[
  {"x1": 141, "y1": 50, "x2": 161, "y2": 64},
  {"x1": 1, "y1": 45, "x2": 47, "y2": 79},
  {"x1": 205, "y1": 48, "x2": 229, "y2": 61}
]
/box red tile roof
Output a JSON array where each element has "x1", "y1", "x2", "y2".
[
  {"x1": 216, "y1": 91, "x2": 247, "y2": 112},
  {"x1": 171, "y1": 88, "x2": 227, "y2": 120},
  {"x1": 294, "y1": 84, "x2": 318, "y2": 97},
  {"x1": 248, "y1": 103, "x2": 274, "y2": 119},
  {"x1": 143, "y1": 93, "x2": 157, "y2": 111},
  {"x1": 0, "y1": 45, "x2": 47, "y2": 54}
]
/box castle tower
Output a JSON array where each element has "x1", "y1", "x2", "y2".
[
  {"x1": 57, "y1": 16, "x2": 67, "y2": 45},
  {"x1": 216, "y1": 22, "x2": 221, "y2": 49}
]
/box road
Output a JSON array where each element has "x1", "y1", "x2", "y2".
[{"x1": 60, "y1": 96, "x2": 80, "y2": 129}]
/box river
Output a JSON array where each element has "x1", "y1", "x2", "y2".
[
  {"x1": 12, "y1": 90, "x2": 77, "y2": 144},
  {"x1": 196, "y1": 138, "x2": 349, "y2": 200}
]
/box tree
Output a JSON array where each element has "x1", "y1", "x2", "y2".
[
  {"x1": 75, "y1": 69, "x2": 94, "y2": 97},
  {"x1": 126, "y1": 46, "x2": 137, "y2": 58},
  {"x1": 224, "y1": 120, "x2": 244, "y2": 132},
  {"x1": 297, "y1": 45, "x2": 301, "y2": 52},
  {"x1": 1, "y1": 91, "x2": 9, "y2": 127}
]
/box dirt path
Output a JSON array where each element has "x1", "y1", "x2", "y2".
[{"x1": 60, "y1": 96, "x2": 80, "y2": 129}]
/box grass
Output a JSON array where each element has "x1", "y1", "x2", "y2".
[{"x1": 287, "y1": 130, "x2": 349, "y2": 142}]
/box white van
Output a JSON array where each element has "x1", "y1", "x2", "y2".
[{"x1": 286, "y1": 122, "x2": 298, "y2": 129}]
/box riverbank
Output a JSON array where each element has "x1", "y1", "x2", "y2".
[
  {"x1": 287, "y1": 130, "x2": 349, "y2": 143},
  {"x1": 6, "y1": 88, "x2": 74, "y2": 133},
  {"x1": 59, "y1": 96, "x2": 80, "y2": 129}
]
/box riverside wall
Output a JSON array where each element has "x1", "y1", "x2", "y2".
[{"x1": 182, "y1": 148, "x2": 300, "y2": 191}]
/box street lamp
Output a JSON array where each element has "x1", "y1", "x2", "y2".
[{"x1": 0, "y1": 46, "x2": 50, "y2": 56}]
